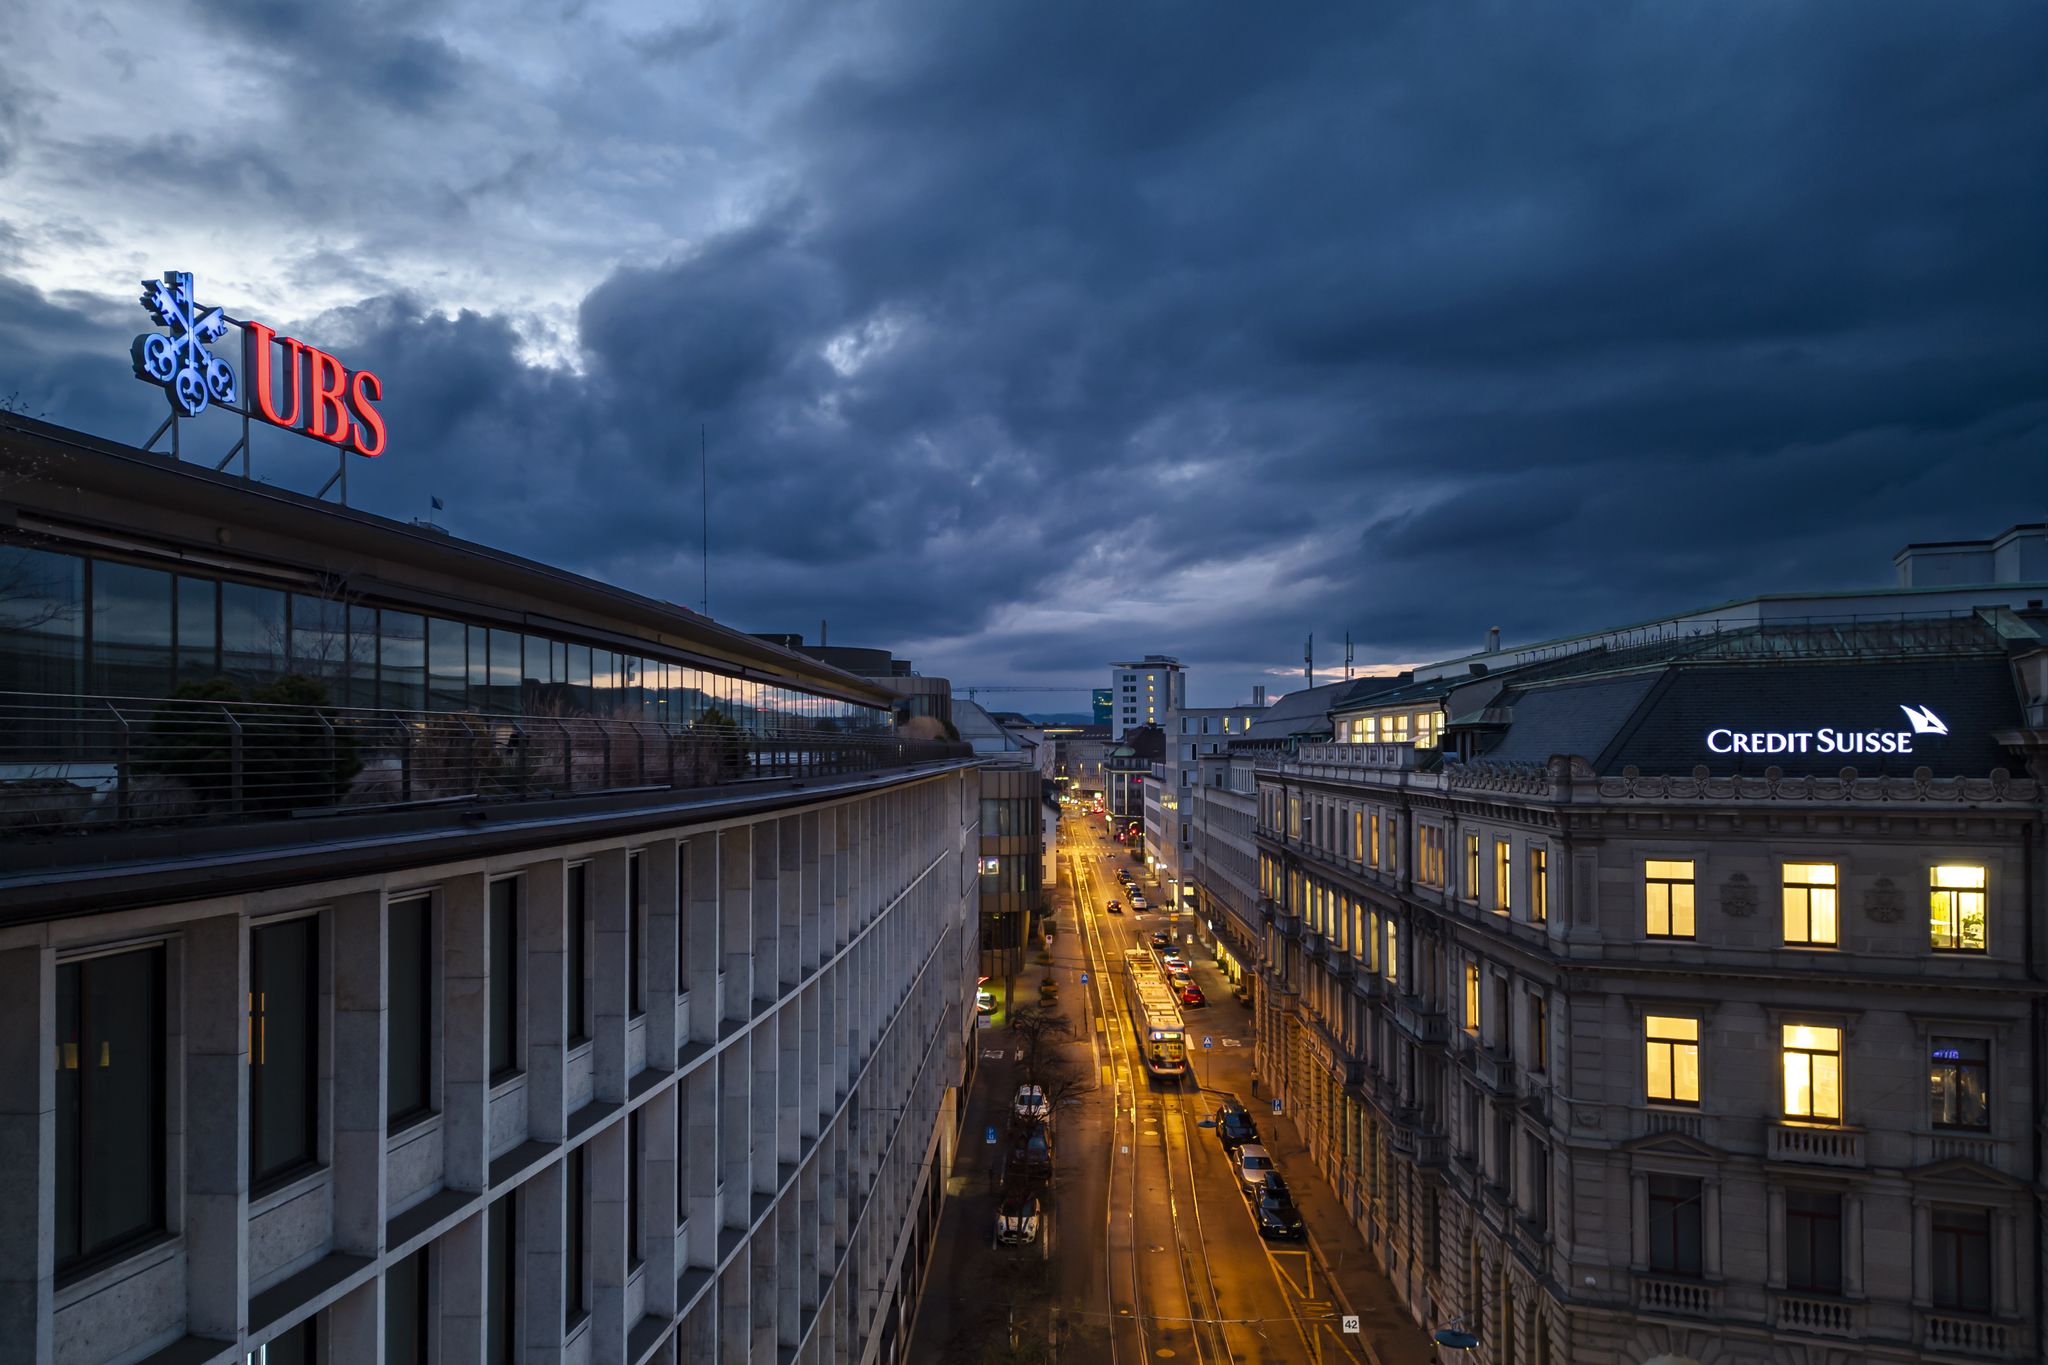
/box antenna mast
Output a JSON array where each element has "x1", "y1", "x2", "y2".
[{"x1": 700, "y1": 424, "x2": 709, "y2": 617}]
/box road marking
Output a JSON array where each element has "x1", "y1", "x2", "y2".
[
  {"x1": 981, "y1": 1049, "x2": 1006, "y2": 1059},
  {"x1": 1219, "y1": 1038, "x2": 1242, "y2": 1047}
]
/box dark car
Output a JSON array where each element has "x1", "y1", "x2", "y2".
[
  {"x1": 1255, "y1": 1174, "x2": 1306, "y2": 1240},
  {"x1": 1150, "y1": 929, "x2": 1172, "y2": 948},
  {"x1": 1010, "y1": 1121, "x2": 1053, "y2": 1176},
  {"x1": 1215, "y1": 1101, "x2": 1259, "y2": 1152},
  {"x1": 1106, "y1": 899, "x2": 1123, "y2": 915}
]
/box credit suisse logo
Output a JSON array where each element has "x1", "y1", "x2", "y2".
[
  {"x1": 1706, "y1": 704, "x2": 1949, "y2": 757},
  {"x1": 133, "y1": 270, "x2": 387, "y2": 457}
]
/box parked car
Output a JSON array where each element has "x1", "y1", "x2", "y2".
[
  {"x1": 1150, "y1": 929, "x2": 1172, "y2": 948},
  {"x1": 1011, "y1": 1121, "x2": 1054, "y2": 1176},
  {"x1": 1214, "y1": 1102, "x2": 1259, "y2": 1152},
  {"x1": 1160, "y1": 951, "x2": 1187, "y2": 969},
  {"x1": 1014, "y1": 1084, "x2": 1049, "y2": 1123},
  {"x1": 1105, "y1": 899, "x2": 1123, "y2": 915},
  {"x1": 976, "y1": 988, "x2": 996, "y2": 1015},
  {"x1": 1178, "y1": 982, "x2": 1206, "y2": 1006},
  {"x1": 1234, "y1": 1143, "x2": 1277, "y2": 1197},
  {"x1": 1129, "y1": 893, "x2": 1149, "y2": 911},
  {"x1": 995, "y1": 1188, "x2": 1042, "y2": 1246},
  {"x1": 1254, "y1": 1174, "x2": 1306, "y2": 1240}
]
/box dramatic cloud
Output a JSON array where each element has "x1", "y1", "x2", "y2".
[{"x1": 2, "y1": 0, "x2": 2043, "y2": 708}]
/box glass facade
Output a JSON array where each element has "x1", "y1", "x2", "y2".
[{"x1": 0, "y1": 540, "x2": 890, "y2": 740}]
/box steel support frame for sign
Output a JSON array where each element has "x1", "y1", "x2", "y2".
[{"x1": 139, "y1": 313, "x2": 346, "y2": 504}]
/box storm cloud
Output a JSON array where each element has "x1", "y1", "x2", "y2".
[{"x1": 0, "y1": 0, "x2": 2042, "y2": 705}]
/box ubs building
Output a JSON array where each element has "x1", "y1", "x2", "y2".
[{"x1": 0, "y1": 411, "x2": 982, "y2": 1365}]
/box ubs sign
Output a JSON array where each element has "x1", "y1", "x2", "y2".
[{"x1": 1707, "y1": 704, "x2": 1949, "y2": 757}]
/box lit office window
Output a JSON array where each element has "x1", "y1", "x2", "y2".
[
  {"x1": 1528, "y1": 847, "x2": 1548, "y2": 922},
  {"x1": 1929, "y1": 1037, "x2": 1990, "y2": 1129},
  {"x1": 1464, "y1": 834, "x2": 1480, "y2": 901},
  {"x1": 1383, "y1": 920, "x2": 1398, "y2": 984},
  {"x1": 1645, "y1": 860, "x2": 1695, "y2": 938},
  {"x1": 55, "y1": 945, "x2": 166, "y2": 1273},
  {"x1": 1367, "y1": 813, "x2": 1379, "y2": 868},
  {"x1": 1494, "y1": 840, "x2": 1512, "y2": 915},
  {"x1": 250, "y1": 916, "x2": 319, "y2": 1185},
  {"x1": 1782, "y1": 863, "x2": 1839, "y2": 947},
  {"x1": 489, "y1": 879, "x2": 519, "y2": 1081},
  {"x1": 1644, "y1": 1016, "x2": 1700, "y2": 1105},
  {"x1": 1463, "y1": 963, "x2": 1481, "y2": 1034},
  {"x1": 1782, "y1": 1024, "x2": 1843, "y2": 1122},
  {"x1": 1929, "y1": 865, "x2": 1987, "y2": 952},
  {"x1": 388, "y1": 896, "x2": 433, "y2": 1124}
]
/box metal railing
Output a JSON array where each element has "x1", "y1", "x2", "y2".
[{"x1": 0, "y1": 691, "x2": 969, "y2": 837}]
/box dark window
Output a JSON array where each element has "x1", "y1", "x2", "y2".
[
  {"x1": 54, "y1": 946, "x2": 166, "y2": 1274},
  {"x1": 567, "y1": 866, "x2": 588, "y2": 1044},
  {"x1": 675, "y1": 845, "x2": 688, "y2": 992},
  {"x1": 384, "y1": 1248, "x2": 429, "y2": 1365},
  {"x1": 1931, "y1": 1207, "x2": 1992, "y2": 1312},
  {"x1": 1784, "y1": 1189, "x2": 1843, "y2": 1293},
  {"x1": 1930, "y1": 1037, "x2": 1990, "y2": 1129},
  {"x1": 487, "y1": 1191, "x2": 516, "y2": 1365},
  {"x1": 258, "y1": 1316, "x2": 318, "y2": 1364},
  {"x1": 1531, "y1": 994, "x2": 1549, "y2": 1073},
  {"x1": 0, "y1": 545, "x2": 85, "y2": 705},
  {"x1": 388, "y1": 897, "x2": 433, "y2": 1125},
  {"x1": 220, "y1": 581, "x2": 285, "y2": 687},
  {"x1": 675, "y1": 1094, "x2": 688, "y2": 1224},
  {"x1": 628, "y1": 1109, "x2": 643, "y2": 1269},
  {"x1": 90, "y1": 560, "x2": 175, "y2": 698},
  {"x1": 175, "y1": 575, "x2": 219, "y2": 684},
  {"x1": 565, "y1": 1147, "x2": 588, "y2": 1325},
  {"x1": 379, "y1": 611, "x2": 426, "y2": 711},
  {"x1": 628, "y1": 853, "x2": 644, "y2": 1016},
  {"x1": 1645, "y1": 1174, "x2": 1703, "y2": 1277},
  {"x1": 1525, "y1": 1136, "x2": 1548, "y2": 1228},
  {"x1": 427, "y1": 617, "x2": 467, "y2": 712},
  {"x1": 489, "y1": 880, "x2": 518, "y2": 1080},
  {"x1": 250, "y1": 917, "x2": 319, "y2": 1186}
]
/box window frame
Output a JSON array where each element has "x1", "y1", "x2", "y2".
[
  {"x1": 1644, "y1": 1014, "x2": 1701, "y2": 1107},
  {"x1": 1929, "y1": 865, "x2": 1988, "y2": 953},
  {"x1": 1644, "y1": 859, "x2": 1696, "y2": 939},
  {"x1": 1930, "y1": 1206, "x2": 1992, "y2": 1313},
  {"x1": 250, "y1": 913, "x2": 322, "y2": 1190},
  {"x1": 1783, "y1": 1188, "x2": 1845, "y2": 1295},
  {"x1": 1493, "y1": 839, "x2": 1512, "y2": 915},
  {"x1": 1781, "y1": 862, "x2": 1840, "y2": 948},
  {"x1": 54, "y1": 942, "x2": 169, "y2": 1278},
  {"x1": 386, "y1": 895, "x2": 435, "y2": 1129},
  {"x1": 566, "y1": 863, "x2": 590, "y2": 1046},
  {"x1": 488, "y1": 877, "x2": 521, "y2": 1083},
  {"x1": 1929, "y1": 1036, "x2": 1990, "y2": 1131},
  {"x1": 1781, "y1": 1023, "x2": 1844, "y2": 1123},
  {"x1": 1645, "y1": 1173, "x2": 1704, "y2": 1278}
]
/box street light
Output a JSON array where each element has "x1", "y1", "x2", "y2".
[{"x1": 1430, "y1": 1315, "x2": 1479, "y2": 1355}]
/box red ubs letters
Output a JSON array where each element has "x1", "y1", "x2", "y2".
[{"x1": 245, "y1": 322, "x2": 387, "y2": 457}]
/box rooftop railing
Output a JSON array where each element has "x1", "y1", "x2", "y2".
[{"x1": 0, "y1": 690, "x2": 967, "y2": 838}]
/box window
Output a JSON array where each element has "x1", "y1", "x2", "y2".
[
  {"x1": 1464, "y1": 963, "x2": 1481, "y2": 1034},
  {"x1": 1784, "y1": 1189, "x2": 1843, "y2": 1294},
  {"x1": 1464, "y1": 834, "x2": 1480, "y2": 901},
  {"x1": 384, "y1": 1249, "x2": 429, "y2": 1365},
  {"x1": 1529, "y1": 848, "x2": 1547, "y2": 923},
  {"x1": 1530, "y1": 994, "x2": 1549, "y2": 1073},
  {"x1": 489, "y1": 880, "x2": 519, "y2": 1080},
  {"x1": 1494, "y1": 840, "x2": 1512, "y2": 914},
  {"x1": 1645, "y1": 860, "x2": 1695, "y2": 938},
  {"x1": 1930, "y1": 1207, "x2": 1992, "y2": 1312},
  {"x1": 1645, "y1": 1174, "x2": 1703, "y2": 1276},
  {"x1": 565, "y1": 1146, "x2": 588, "y2": 1325},
  {"x1": 1367, "y1": 813, "x2": 1380, "y2": 868},
  {"x1": 487, "y1": 1191, "x2": 517, "y2": 1365},
  {"x1": 1494, "y1": 977, "x2": 1511, "y2": 1059},
  {"x1": 388, "y1": 897, "x2": 433, "y2": 1125},
  {"x1": 1930, "y1": 1037, "x2": 1990, "y2": 1129},
  {"x1": 628, "y1": 1109, "x2": 644, "y2": 1269},
  {"x1": 1782, "y1": 1024, "x2": 1843, "y2": 1122},
  {"x1": 628, "y1": 852, "x2": 644, "y2": 1016},
  {"x1": 1782, "y1": 862, "x2": 1839, "y2": 947},
  {"x1": 1525, "y1": 1136, "x2": 1549, "y2": 1227},
  {"x1": 55, "y1": 945, "x2": 166, "y2": 1274},
  {"x1": 252, "y1": 1319, "x2": 318, "y2": 1365},
  {"x1": 1384, "y1": 920, "x2": 1398, "y2": 984},
  {"x1": 1929, "y1": 865, "x2": 1987, "y2": 952},
  {"x1": 1353, "y1": 810, "x2": 1364, "y2": 864},
  {"x1": 1418, "y1": 826, "x2": 1447, "y2": 888},
  {"x1": 1644, "y1": 1016, "x2": 1700, "y2": 1106},
  {"x1": 251, "y1": 916, "x2": 319, "y2": 1185},
  {"x1": 675, "y1": 845, "x2": 688, "y2": 993},
  {"x1": 567, "y1": 865, "x2": 589, "y2": 1045}
]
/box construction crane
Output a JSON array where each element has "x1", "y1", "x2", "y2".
[{"x1": 958, "y1": 685, "x2": 1085, "y2": 701}]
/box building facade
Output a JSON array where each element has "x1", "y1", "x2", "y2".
[
  {"x1": 1108, "y1": 656, "x2": 1185, "y2": 739},
  {"x1": 1251, "y1": 607, "x2": 2048, "y2": 1365},
  {"x1": 0, "y1": 413, "x2": 983, "y2": 1365}
]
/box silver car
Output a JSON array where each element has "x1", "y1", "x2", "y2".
[{"x1": 1234, "y1": 1143, "x2": 1277, "y2": 1197}]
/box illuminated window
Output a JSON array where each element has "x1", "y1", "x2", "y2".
[
  {"x1": 1644, "y1": 1015, "x2": 1700, "y2": 1105},
  {"x1": 1384, "y1": 713, "x2": 1411, "y2": 744},
  {"x1": 1417, "y1": 711, "x2": 1443, "y2": 748},
  {"x1": 1929, "y1": 1037, "x2": 1989, "y2": 1129},
  {"x1": 1782, "y1": 863, "x2": 1839, "y2": 947},
  {"x1": 1782, "y1": 1024, "x2": 1842, "y2": 1122},
  {"x1": 1529, "y1": 847, "x2": 1548, "y2": 923},
  {"x1": 1494, "y1": 840, "x2": 1512, "y2": 914},
  {"x1": 1360, "y1": 716, "x2": 1379, "y2": 743},
  {"x1": 1645, "y1": 860, "x2": 1695, "y2": 938},
  {"x1": 1418, "y1": 826, "x2": 1447, "y2": 888},
  {"x1": 1929, "y1": 865, "x2": 1987, "y2": 952},
  {"x1": 1383, "y1": 920, "x2": 1398, "y2": 983},
  {"x1": 1368, "y1": 813, "x2": 1379, "y2": 868},
  {"x1": 1288, "y1": 795, "x2": 1301, "y2": 840},
  {"x1": 1464, "y1": 963, "x2": 1481, "y2": 1034},
  {"x1": 1354, "y1": 810, "x2": 1364, "y2": 864},
  {"x1": 979, "y1": 856, "x2": 1001, "y2": 876}
]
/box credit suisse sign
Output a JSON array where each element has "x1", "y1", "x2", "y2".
[
  {"x1": 132, "y1": 270, "x2": 387, "y2": 457},
  {"x1": 1706, "y1": 704, "x2": 1948, "y2": 757}
]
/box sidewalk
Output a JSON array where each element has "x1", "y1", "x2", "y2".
[{"x1": 1252, "y1": 1098, "x2": 1439, "y2": 1365}]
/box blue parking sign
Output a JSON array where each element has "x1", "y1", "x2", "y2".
[{"x1": 985, "y1": 1125, "x2": 998, "y2": 1145}]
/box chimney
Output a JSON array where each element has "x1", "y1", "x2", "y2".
[
  {"x1": 1487, "y1": 626, "x2": 1501, "y2": 653},
  {"x1": 820, "y1": 618, "x2": 828, "y2": 646},
  {"x1": 1253, "y1": 685, "x2": 1267, "y2": 707}
]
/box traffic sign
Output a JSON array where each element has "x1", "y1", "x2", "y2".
[
  {"x1": 1080, "y1": 971, "x2": 1089, "y2": 984},
  {"x1": 1202, "y1": 1035, "x2": 1213, "y2": 1050},
  {"x1": 1271, "y1": 1098, "x2": 1283, "y2": 1116},
  {"x1": 985, "y1": 1125, "x2": 998, "y2": 1145}
]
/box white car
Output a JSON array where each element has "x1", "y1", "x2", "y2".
[
  {"x1": 1160, "y1": 953, "x2": 1188, "y2": 971},
  {"x1": 996, "y1": 1190, "x2": 1041, "y2": 1246},
  {"x1": 1235, "y1": 1144, "x2": 1277, "y2": 1197},
  {"x1": 1130, "y1": 894, "x2": 1149, "y2": 911},
  {"x1": 1014, "y1": 1084, "x2": 1049, "y2": 1123}
]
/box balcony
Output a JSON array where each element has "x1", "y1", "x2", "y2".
[
  {"x1": 0, "y1": 689, "x2": 959, "y2": 841},
  {"x1": 1393, "y1": 997, "x2": 1450, "y2": 1047},
  {"x1": 1766, "y1": 1122, "x2": 1865, "y2": 1168},
  {"x1": 1302, "y1": 929, "x2": 1327, "y2": 962},
  {"x1": 1773, "y1": 1293, "x2": 1864, "y2": 1337},
  {"x1": 1633, "y1": 1275, "x2": 1721, "y2": 1320},
  {"x1": 1922, "y1": 1131, "x2": 2004, "y2": 1168},
  {"x1": 1922, "y1": 1312, "x2": 2022, "y2": 1359},
  {"x1": 1260, "y1": 740, "x2": 1420, "y2": 778}
]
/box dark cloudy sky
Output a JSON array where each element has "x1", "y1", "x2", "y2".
[{"x1": 2, "y1": 2, "x2": 2043, "y2": 708}]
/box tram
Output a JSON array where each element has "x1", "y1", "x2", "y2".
[{"x1": 1121, "y1": 948, "x2": 1187, "y2": 1079}]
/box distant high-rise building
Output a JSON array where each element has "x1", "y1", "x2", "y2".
[
  {"x1": 1108, "y1": 655, "x2": 1185, "y2": 739},
  {"x1": 1092, "y1": 687, "x2": 1114, "y2": 726}
]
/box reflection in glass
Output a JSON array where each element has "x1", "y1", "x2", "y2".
[
  {"x1": 250, "y1": 916, "x2": 318, "y2": 1184},
  {"x1": 175, "y1": 576, "x2": 218, "y2": 683},
  {"x1": 221, "y1": 582, "x2": 285, "y2": 686},
  {"x1": 91, "y1": 561, "x2": 175, "y2": 697},
  {"x1": 380, "y1": 612, "x2": 427, "y2": 711}
]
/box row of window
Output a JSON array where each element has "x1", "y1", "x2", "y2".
[
  {"x1": 1643, "y1": 859, "x2": 1989, "y2": 951},
  {"x1": 0, "y1": 542, "x2": 887, "y2": 735},
  {"x1": 1640, "y1": 1016, "x2": 1991, "y2": 1128},
  {"x1": 1340, "y1": 709, "x2": 1445, "y2": 748}
]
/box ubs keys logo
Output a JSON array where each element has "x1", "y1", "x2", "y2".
[{"x1": 133, "y1": 271, "x2": 237, "y2": 416}]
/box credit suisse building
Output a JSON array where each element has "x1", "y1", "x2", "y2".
[
  {"x1": 0, "y1": 413, "x2": 982, "y2": 1365},
  {"x1": 1248, "y1": 557, "x2": 2048, "y2": 1365}
]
